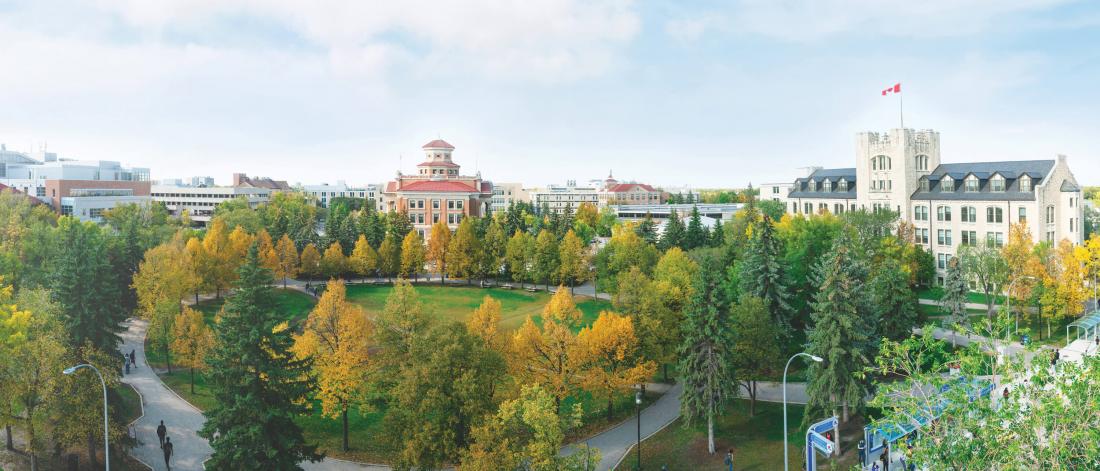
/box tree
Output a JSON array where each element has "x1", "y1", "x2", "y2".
[
  {"x1": 49, "y1": 218, "x2": 125, "y2": 353},
  {"x1": 805, "y1": 239, "x2": 871, "y2": 424},
  {"x1": 869, "y1": 258, "x2": 919, "y2": 341},
  {"x1": 399, "y1": 230, "x2": 425, "y2": 281},
  {"x1": 227, "y1": 225, "x2": 255, "y2": 284},
  {"x1": 468, "y1": 295, "x2": 506, "y2": 355},
  {"x1": 684, "y1": 205, "x2": 708, "y2": 250},
  {"x1": 544, "y1": 288, "x2": 583, "y2": 327},
  {"x1": 1001, "y1": 223, "x2": 1044, "y2": 325},
  {"x1": 386, "y1": 322, "x2": 505, "y2": 470},
  {"x1": 348, "y1": 234, "x2": 378, "y2": 282},
  {"x1": 133, "y1": 235, "x2": 197, "y2": 319},
  {"x1": 513, "y1": 314, "x2": 584, "y2": 414},
  {"x1": 729, "y1": 295, "x2": 782, "y2": 417},
  {"x1": 274, "y1": 234, "x2": 300, "y2": 288},
  {"x1": 739, "y1": 214, "x2": 792, "y2": 330},
  {"x1": 959, "y1": 242, "x2": 1008, "y2": 318},
  {"x1": 171, "y1": 306, "x2": 215, "y2": 394},
  {"x1": 1043, "y1": 240, "x2": 1089, "y2": 337},
  {"x1": 557, "y1": 229, "x2": 588, "y2": 293},
  {"x1": 505, "y1": 230, "x2": 534, "y2": 288},
  {"x1": 446, "y1": 217, "x2": 480, "y2": 284},
  {"x1": 940, "y1": 256, "x2": 969, "y2": 343},
  {"x1": 478, "y1": 220, "x2": 506, "y2": 281},
  {"x1": 320, "y1": 241, "x2": 347, "y2": 280},
  {"x1": 593, "y1": 227, "x2": 660, "y2": 295},
  {"x1": 710, "y1": 219, "x2": 725, "y2": 247},
  {"x1": 635, "y1": 213, "x2": 658, "y2": 245},
  {"x1": 299, "y1": 242, "x2": 322, "y2": 282},
  {"x1": 377, "y1": 234, "x2": 401, "y2": 282},
  {"x1": 201, "y1": 218, "x2": 234, "y2": 297},
  {"x1": 533, "y1": 229, "x2": 559, "y2": 290},
  {"x1": 257, "y1": 229, "x2": 280, "y2": 273},
  {"x1": 659, "y1": 210, "x2": 686, "y2": 251},
  {"x1": 461, "y1": 384, "x2": 599, "y2": 471},
  {"x1": 373, "y1": 279, "x2": 432, "y2": 380},
  {"x1": 578, "y1": 311, "x2": 655, "y2": 420},
  {"x1": 427, "y1": 220, "x2": 451, "y2": 284},
  {"x1": 291, "y1": 280, "x2": 372, "y2": 452},
  {"x1": 677, "y1": 255, "x2": 736, "y2": 454},
  {"x1": 199, "y1": 245, "x2": 321, "y2": 469}
]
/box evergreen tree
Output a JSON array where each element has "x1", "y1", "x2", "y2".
[
  {"x1": 446, "y1": 217, "x2": 480, "y2": 284},
  {"x1": 804, "y1": 238, "x2": 871, "y2": 424},
  {"x1": 709, "y1": 219, "x2": 725, "y2": 247},
  {"x1": 50, "y1": 218, "x2": 124, "y2": 353},
  {"x1": 477, "y1": 221, "x2": 506, "y2": 281},
  {"x1": 659, "y1": 210, "x2": 686, "y2": 251},
  {"x1": 386, "y1": 210, "x2": 414, "y2": 240},
  {"x1": 738, "y1": 215, "x2": 792, "y2": 331},
  {"x1": 677, "y1": 255, "x2": 736, "y2": 454},
  {"x1": 940, "y1": 256, "x2": 969, "y2": 343},
  {"x1": 199, "y1": 245, "x2": 321, "y2": 469},
  {"x1": 870, "y1": 258, "x2": 919, "y2": 340},
  {"x1": 636, "y1": 212, "x2": 658, "y2": 245},
  {"x1": 360, "y1": 207, "x2": 386, "y2": 249},
  {"x1": 684, "y1": 205, "x2": 708, "y2": 250}
]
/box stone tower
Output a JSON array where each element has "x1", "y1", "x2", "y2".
[{"x1": 854, "y1": 128, "x2": 940, "y2": 220}]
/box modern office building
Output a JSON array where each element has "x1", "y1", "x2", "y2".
[
  {"x1": 301, "y1": 181, "x2": 381, "y2": 208},
  {"x1": 611, "y1": 203, "x2": 743, "y2": 223},
  {"x1": 151, "y1": 185, "x2": 271, "y2": 225},
  {"x1": 529, "y1": 181, "x2": 602, "y2": 213},
  {"x1": 490, "y1": 182, "x2": 530, "y2": 213},
  {"x1": 783, "y1": 128, "x2": 1084, "y2": 282},
  {"x1": 380, "y1": 139, "x2": 493, "y2": 238}
]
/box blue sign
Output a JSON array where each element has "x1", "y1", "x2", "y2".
[
  {"x1": 808, "y1": 430, "x2": 835, "y2": 455},
  {"x1": 810, "y1": 416, "x2": 839, "y2": 434}
]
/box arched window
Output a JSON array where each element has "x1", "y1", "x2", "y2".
[
  {"x1": 964, "y1": 176, "x2": 979, "y2": 192},
  {"x1": 1020, "y1": 175, "x2": 1032, "y2": 192},
  {"x1": 915, "y1": 154, "x2": 929, "y2": 171},
  {"x1": 838, "y1": 179, "x2": 848, "y2": 191},
  {"x1": 941, "y1": 176, "x2": 955, "y2": 192},
  {"x1": 990, "y1": 174, "x2": 1005, "y2": 192},
  {"x1": 823, "y1": 179, "x2": 832, "y2": 192},
  {"x1": 961, "y1": 206, "x2": 976, "y2": 223}
]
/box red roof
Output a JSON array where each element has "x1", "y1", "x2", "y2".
[
  {"x1": 422, "y1": 139, "x2": 455, "y2": 150},
  {"x1": 416, "y1": 160, "x2": 460, "y2": 168},
  {"x1": 607, "y1": 183, "x2": 658, "y2": 192},
  {"x1": 389, "y1": 180, "x2": 480, "y2": 193}
]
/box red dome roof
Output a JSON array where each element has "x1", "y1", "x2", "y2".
[{"x1": 422, "y1": 139, "x2": 455, "y2": 150}]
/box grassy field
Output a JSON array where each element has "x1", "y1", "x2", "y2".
[
  {"x1": 191, "y1": 288, "x2": 317, "y2": 324},
  {"x1": 916, "y1": 287, "x2": 1006, "y2": 306},
  {"x1": 344, "y1": 283, "x2": 611, "y2": 331},
  {"x1": 116, "y1": 383, "x2": 144, "y2": 425}
]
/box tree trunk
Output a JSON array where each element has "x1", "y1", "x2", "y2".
[
  {"x1": 343, "y1": 409, "x2": 349, "y2": 452},
  {"x1": 190, "y1": 366, "x2": 195, "y2": 394},
  {"x1": 4, "y1": 425, "x2": 11, "y2": 450},
  {"x1": 284, "y1": 276, "x2": 288, "y2": 289},
  {"x1": 663, "y1": 364, "x2": 669, "y2": 383},
  {"x1": 86, "y1": 432, "x2": 97, "y2": 469},
  {"x1": 607, "y1": 397, "x2": 613, "y2": 421},
  {"x1": 749, "y1": 381, "x2": 757, "y2": 417},
  {"x1": 165, "y1": 340, "x2": 172, "y2": 374},
  {"x1": 842, "y1": 401, "x2": 849, "y2": 422},
  {"x1": 194, "y1": 291, "x2": 199, "y2": 305},
  {"x1": 707, "y1": 410, "x2": 715, "y2": 454}
]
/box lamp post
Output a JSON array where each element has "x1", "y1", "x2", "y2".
[
  {"x1": 783, "y1": 352, "x2": 823, "y2": 471},
  {"x1": 635, "y1": 389, "x2": 642, "y2": 470},
  {"x1": 64, "y1": 364, "x2": 109, "y2": 471},
  {"x1": 1008, "y1": 275, "x2": 1037, "y2": 334}
]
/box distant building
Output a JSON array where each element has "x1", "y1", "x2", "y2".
[
  {"x1": 758, "y1": 182, "x2": 795, "y2": 206},
  {"x1": 380, "y1": 139, "x2": 493, "y2": 237},
  {"x1": 301, "y1": 181, "x2": 381, "y2": 208},
  {"x1": 191, "y1": 176, "x2": 215, "y2": 187},
  {"x1": 233, "y1": 173, "x2": 291, "y2": 191},
  {"x1": 611, "y1": 203, "x2": 743, "y2": 223},
  {"x1": 600, "y1": 171, "x2": 663, "y2": 206},
  {"x1": 660, "y1": 185, "x2": 701, "y2": 203},
  {"x1": 152, "y1": 185, "x2": 270, "y2": 226},
  {"x1": 529, "y1": 180, "x2": 602, "y2": 213},
  {"x1": 490, "y1": 182, "x2": 529, "y2": 213}
]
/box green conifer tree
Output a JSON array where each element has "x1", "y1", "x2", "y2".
[
  {"x1": 940, "y1": 256, "x2": 969, "y2": 344},
  {"x1": 684, "y1": 205, "x2": 708, "y2": 250},
  {"x1": 739, "y1": 215, "x2": 792, "y2": 330},
  {"x1": 659, "y1": 210, "x2": 686, "y2": 251}
]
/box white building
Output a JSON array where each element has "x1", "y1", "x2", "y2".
[
  {"x1": 784, "y1": 128, "x2": 1084, "y2": 283},
  {"x1": 300, "y1": 181, "x2": 380, "y2": 208},
  {"x1": 0, "y1": 145, "x2": 150, "y2": 201},
  {"x1": 529, "y1": 180, "x2": 602, "y2": 213},
  {"x1": 60, "y1": 190, "x2": 151, "y2": 223},
  {"x1": 759, "y1": 182, "x2": 795, "y2": 206},
  {"x1": 611, "y1": 203, "x2": 743, "y2": 223},
  {"x1": 151, "y1": 185, "x2": 271, "y2": 225},
  {"x1": 490, "y1": 182, "x2": 529, "y2": 213}
]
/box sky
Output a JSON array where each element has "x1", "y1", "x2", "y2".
[{"x1": 1, "y1": 0, "x2": 1098, "y2": 189}]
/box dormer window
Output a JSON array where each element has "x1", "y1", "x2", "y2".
[
  {"x1": 809, "y1": 180, "x2": 817, "y2": 191},
  {"x1": 965, "y1": 176, "x2": 979, "y2": 192},
  {"x1": 823, "y1": 179, "x2": 832, "y2": 192},
  {"x1": 1020, "y1": 175, "x2": 1032, "y2": 192},
  {"x1": 919, "y1": 178, "x2": 929, "y2": 192},
  {"x1": 991, "y1": 174, "x2": 1005, "y2": 192},
  {"x1": 838, "y1": 179, "x2": 848, "y2": 191},
  {"x1": 941, "y1": 176, "x2": 954, "y2": 192}
]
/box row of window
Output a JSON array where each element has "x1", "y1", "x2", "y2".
[
  {"x1": 919, "y1": 174, "x2": 1032, "y2": 193},
  {"x1": 928, "y1": 230, "x2": 1005, "y2": 248},
  {"x1": 807, "y1": 179, "x2": 850, "y2": 192},
  {"x1": 918, "y1": 205, "x2": 1019, "y2": 223},
  {"x1": 406, "y1": 212, "x2": 465, "y2": 225},
  {"x1": 406, "y1": 199, "x2": 465, "y2": 210}
]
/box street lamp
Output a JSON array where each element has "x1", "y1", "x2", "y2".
[
  {"x1": 64, "y1": 364, "x2": 110, "y2": 471},
  {"x1": 635, "y1": 389, "x2": 643, "y2": 470},
  {"x1": 1007, "y1": 275, "x2": 1037, "y2": 334},
  {"x1": 783, "y1": 352, "x2": 823, "y2": 471}
]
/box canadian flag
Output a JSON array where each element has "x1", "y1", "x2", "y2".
[{"x1": 882, "y1": 83, "x2": 901, "y2": 96}]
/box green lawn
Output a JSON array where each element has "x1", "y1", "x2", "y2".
[
  {"x1": 115, "y1": 384, "x2": 144, "y2": 425},
  {"x1": 916, "y1": 287, "x2": 1006, "y2": 306},
  {"x1": 344, "y1": 283, "x2": 611, "y2": 331}
]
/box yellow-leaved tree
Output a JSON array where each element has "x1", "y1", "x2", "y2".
[
  {"x1": 348, "y1": 234, "x2": 378, "y2": 282},
  {"x1": 133, "y1": 235, "x2": 197, "y2": 319},
  {"x1": 543, "y1": 287, "x2": 583, "y2": 327},
  {"x1": 320, "y1": 241, "x2": 347, "y2": 280},
  {"x1": 578, "y1": 311, "x2": 654, "y2": 420},
  {"x1": 400, "y1": 230, "x2": 425, "y2": 281},
  {"x1": 274, "y1": 234, "x2": 299, "y2": 288},
  {"x1": 184, "y1": 236, "x2": 206, "y2": 303},
  {"x1": 291, "y1": 279, "x2": 373, "y2": 452},
  {"x1": 557, "y1": 229, "x2": 588, "y2": 293},
  {"x1": 299, "y1": 243, "x2": 322, "y2": 282},
  {"x1": 512, "y1": 316, "x2": 585, "y2": 414},
  {"x1": 201, "y1": 218, "x2": 233, "y2": 297},
  {"x1": 1086, "y1": 233, "x2": 1100, "y2": 302},
  {"x1": 447, "y1": 217, "x2": 479, "y2": 284},
  {"x1": 257, "y1": 228, "x2": 280, "y2": 273},
  {"x1": 427, "y1": 220, "x2": 451, "y2": 284},
  {"x1": 468, "y1": 295, "x2": 507, "y2": 356},
  {"x1": 171, "y1": 306, "x2": 215, "y2": 394},
  {"x1": 227, "y1": 225, "x2": 255, "y2": 281}
]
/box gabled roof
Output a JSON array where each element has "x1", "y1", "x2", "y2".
[
  {"x1": 422, "y1": 139, "x2": 455, "y2": 150},
  {"x1": 607, "y1": 183, "x2": 658, "y2": 193},
  {"x1": 417, "y1": 160, "x2": 460, "y2": 168},
  {"x1": 789, "y1": 168, "x2": 858, "y2": 199},
  {"x1": 911, "y1": 160, "x2": 1054, "y2": 201},
  {"x1": 1061, "y1": 181, "x2": 1080, "y2": 192},
  {"x1": 388, "y1": 180, "x2": 481, "y2": 193}
]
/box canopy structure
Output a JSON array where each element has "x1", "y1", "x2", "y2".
[
  {"x1": 862, "y1": 376, "x2": 993, "y2": 468},
  {"x1": 1067, "y1": 310, "x2": 1100, "y2": 345}
]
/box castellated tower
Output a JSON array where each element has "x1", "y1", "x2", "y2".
[{"x1": 854, "y1": 128, "x2": 940, "y2": 220}]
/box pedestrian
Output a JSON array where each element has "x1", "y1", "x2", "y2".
[
  {"x1": 724, "y1": 447, "x2": 733, "y2": 471},
  {"x1": 156, "y1": 420, "x2": 167, "y2": 447},
  {"x1": 131, "y1": 349, "x2": 137, "y2": 367},
  {"x1": 1002, "y1": 387, "x2": 1009, "y2": 399},
  {"x1": 872, "y1": 460, "x2": 880, "y2": 471},
  {"x1": 125, "y1": 361, "x2": 130, "y2": 375},
  {"x1": 858, "y1": 439, "x2": 866, "y2": 465},
  {"x1": 163, "y1": 436, "x2": 174, "y2": 470}
]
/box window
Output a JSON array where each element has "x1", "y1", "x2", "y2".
[
  {"x1": 433, "y1": 214, "x2": 440, "y2": 224},
  {"x1": 804, "y1": 202, "x2": 812, "y2": 214},
  {"x1": 432, "y1": 199, "x2": 440, "y2": 209},
  {"x1": 1018, "y1": 207, "x2": 1026, "y2": 223},
  {"x1": 1046, "y1": 205, "x2": 1055, "y2": 224},
  {"x1": 872, "y1": 155, "x2": 892, "y2": 171},
  {"x1": 937, "y1": 253, "x2": 948, "y2": 270},
  {"x1": 961, "y1": 206, "x2": 976, "y2": 223},
  {"x1": 914, "y1": 205, "x2": 929, "y2": 221},
  {"x1": 937, "y1": 206, "x2": 952, "y2": 222},
  {"x1": 823, "y1": 179, "x2": 832, "y2": 192},
  {"x1": 792, "y1": 202, "x2": 798, "y2": 213},
  {"x1": 809, "y1": 180, "x2": 817, "y2": 191},
  {"x1": 919, "y1": 178, "x2": 929, "y2": 192},
  {"x1": 1020, "y1": 175, "x2": 1032, "y2": 192},
  {"x1": 1046, "y1": 231, "x2": 1054, "y2": 242},
  {"x1": 986, "y1": 232, "x2": 1004, "y2": 248},
  {"x1": 990, "y1": 175, "x2": 1005, "y2": 192},
  {"x1": 916, "y1": 228, "x2": 929, "y2": 244},
  {"x1": 964, "y1": 176, "x2": 979, "y2": 192},
  {"x1": 834, "y1": 203, "x2": 843, "y2": 214},
  {"x1": 1071, "y1": 218, "x2": 1076, "y2": 232},
  {"x1": 838, "y1": 179, "x2": 848, "y2": 191},
  {"x1": 941, "y1": 177, "x2": 954, "y2": 192},
  {"x1": 818, "y1": 203, "x2": 827, "y2": 211},
  {"x1": 961, "y1": 230, "x2": 977, "y2": 246},
  {"x1": 986, "y1": 207, "x2": 1003, "y2": 224},
  {"x1": 915, "y1": 155, "x2": 929, "y2": 171},
  {"x1": 937, "y1": 229, "x2": 952, "y2": 246}
]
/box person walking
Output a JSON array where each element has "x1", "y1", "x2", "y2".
[
  {"x1": 723, "y1": 447, "x2": 734, "y2": 471},
  {"x1": 162, "y1": 436, "x2": 174, "y2": 470},
  {"x1": 156, "y1": 420, "x2": 167, "y2": 447},
  {"x1": 130, "y1": 349, "x2": 137, "y2": 368}
]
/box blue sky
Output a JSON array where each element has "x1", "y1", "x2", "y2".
[{"x1": 1, "y1": 0, "x2": 1098, "y2": 188}]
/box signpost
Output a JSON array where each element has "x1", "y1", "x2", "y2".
[{"x1": 805, "y1": 416, "x2": 839, "y2": 471}]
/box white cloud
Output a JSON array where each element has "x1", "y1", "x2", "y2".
[{"x1": 664, "y1": 15, "x2": 723, "y2": 42}]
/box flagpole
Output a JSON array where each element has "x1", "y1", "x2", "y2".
[{"x1": 899, "y1": 89, "x2": 904, "y2": 129}]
